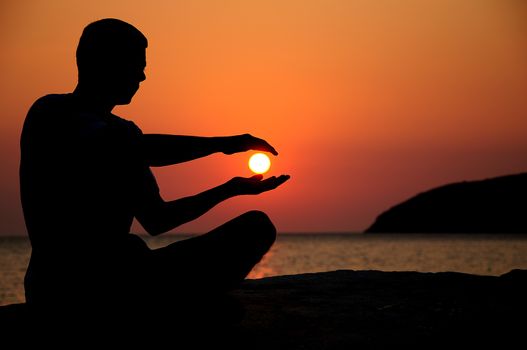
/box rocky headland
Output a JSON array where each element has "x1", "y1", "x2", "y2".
[{"x1": 365, "y1": 172, "x2": 527, "y2": 233}]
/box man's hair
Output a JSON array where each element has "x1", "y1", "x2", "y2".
[{"x1": 76, "y1": 18, "x2": 147, "y2": 75}]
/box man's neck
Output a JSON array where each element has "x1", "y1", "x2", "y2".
[{"x1": 73, "y1": 84, "x2": 115, "y2": 114}]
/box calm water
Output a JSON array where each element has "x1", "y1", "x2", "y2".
[{"x1": 2, "y1": 233, "x2": 527, "y2": 306}]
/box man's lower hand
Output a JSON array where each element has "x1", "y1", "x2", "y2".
[{"x1": 225, "y1": 174, "x2": 290, "y2": 196}]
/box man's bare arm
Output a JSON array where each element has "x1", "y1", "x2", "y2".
[
  {"x1": 136, "y1": 174, "x2": 290, "y2": 235},
  {"x1": 143, "y1": 133, "x2": 278, "y2": 167}
]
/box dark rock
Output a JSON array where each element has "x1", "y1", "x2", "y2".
[
  {"x1": 232, "y1": 269, "x2": 527, "y2": 349},
  {"x1": 1, "y1": 269, "x2": 525, "y2": 348},
  {"x1": 365, "y1": 172, "x2": 527, "y2": 233}
]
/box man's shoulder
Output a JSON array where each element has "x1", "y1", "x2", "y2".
[
  {"x1": 30, "y1": 93, "x2": 72, "y2": 109},
  {"x1": 21, "y1": 94, "x2": 74, "y2": 147},
  {"x1": 27, "y1": 93, "x2": 73, "y2": 118}
]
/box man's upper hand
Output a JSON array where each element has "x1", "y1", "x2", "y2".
[{"x1": 222, "y1": 134, "x2": 278, "y2": 156}]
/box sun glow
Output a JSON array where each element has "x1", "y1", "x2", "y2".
[{"x1": 248, "y1": 153, "x2": 271, "y2": 174}]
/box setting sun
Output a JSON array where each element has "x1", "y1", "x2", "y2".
[{"x1": 249, "y1": 153, "x2": 271, "y2": 174}]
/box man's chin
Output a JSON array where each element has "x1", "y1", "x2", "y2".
[
  {"x1": 113, "y1": 87, "x2": 138, "y2": 105},
  {"x1": 115, "y1": 95, "x2": 134, "y2": 105}
]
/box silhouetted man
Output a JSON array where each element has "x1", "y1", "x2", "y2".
[{"x1": 20, "y1": 18, "x2": 289, "y2": 327}]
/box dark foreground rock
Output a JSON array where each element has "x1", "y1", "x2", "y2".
[
  {"x1": 1, "y1": 269, "x2": 526, "y2": 349},
  {"x1": 365, "y1": 172, "x2": 527, "y2": 233},
  {"x1": 232, "y1": 269, "x2": 527, "y2": 349}
]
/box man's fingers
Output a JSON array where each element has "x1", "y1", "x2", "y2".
[
  {"x1": 266, "y1": 143, "x2": 278, "y2": 156},
  {"x1": 263, "y1": 141, "x2": 278, "y2": 156},
  {"x1": 273, "y1": 175, "x2": 290, "y2": 184},
  {"x1": 252, "y1": 137, "x2": 278, "y2": 156},
  {"x1": 261, "y1": 174, "x2": 290, "y2": 190},
  {"x1": 275, "y1": 175, "x2": 290, "y2": 187}
]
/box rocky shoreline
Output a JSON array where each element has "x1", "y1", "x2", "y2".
[
  {"x1": 231, "y1": 269, "x2": 526, "y2": 349},
  {"x1": 1, "y1": 269, "x2": 525, "y2": 348}
]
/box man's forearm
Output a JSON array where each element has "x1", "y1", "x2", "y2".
[
  {"x1": 144, "y1": 134, "x2": 227, "y2": 166},
  {"x1": 152, "y1": 183, "x2": 233, "y2": 234},
  {"x1": 139, "y1": 174, "x2": 289, "y2": 235}
]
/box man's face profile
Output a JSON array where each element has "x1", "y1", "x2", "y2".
[{"x1": 105, "y1": 48, "x2": 147, "y2": 105}]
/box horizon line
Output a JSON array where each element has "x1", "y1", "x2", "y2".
[{"x1": 0, "y1": 231, "x2": 364, "y2": 237}]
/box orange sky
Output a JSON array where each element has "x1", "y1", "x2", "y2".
[{"x1": 1, "y1": 0, "x2": 526, "y2": 234}]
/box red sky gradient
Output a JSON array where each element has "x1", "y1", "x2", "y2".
[{"x1": 1, "y1": 0, "x2": 526, "y2": 234}]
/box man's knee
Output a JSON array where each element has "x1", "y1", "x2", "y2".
[{"x1": 240, "y1": 210, "x2": 276, "y2": 250}]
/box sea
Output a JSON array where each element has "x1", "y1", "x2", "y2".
[{"x1": 2, "y1": 233, "x2": 527, "y2": 306}]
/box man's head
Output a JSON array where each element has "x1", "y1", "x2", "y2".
[{"x1": 76, "y1": 18, "x2": 147, "y2": 105}]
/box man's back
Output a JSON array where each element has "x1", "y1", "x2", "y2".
[{"x1": 20, "y1": 93, "x2": 155, "y2": 305}]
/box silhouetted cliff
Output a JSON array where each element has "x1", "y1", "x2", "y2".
[{"x1": 365, "y1": 173, "x2": 527, "y2": 233}]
